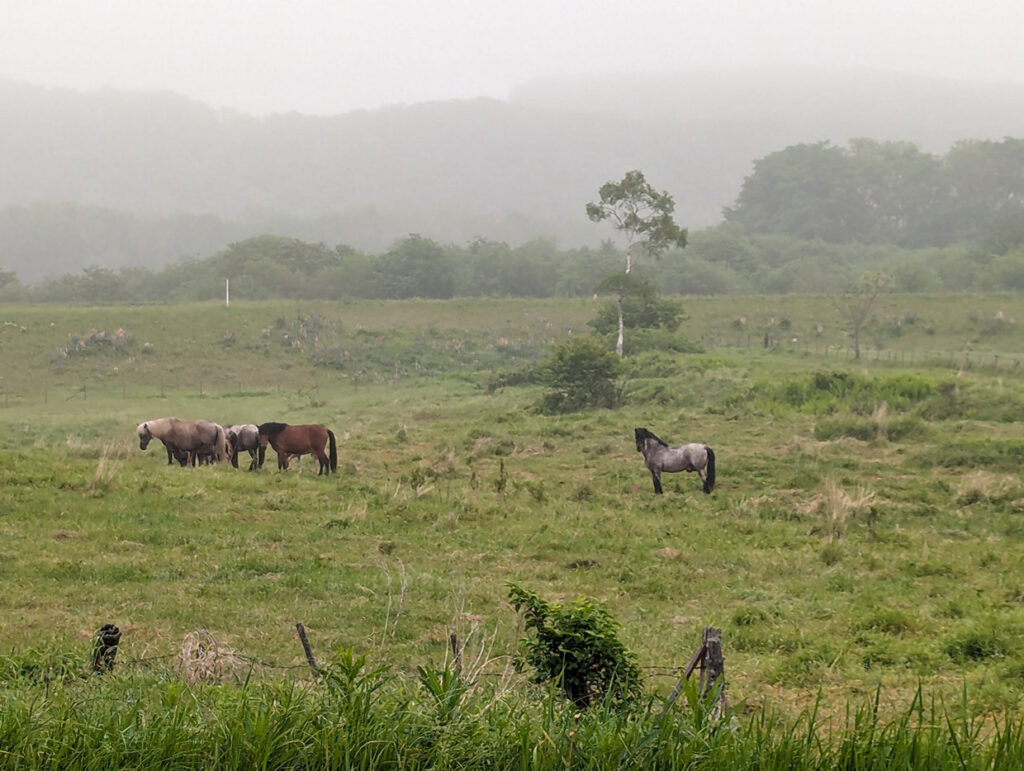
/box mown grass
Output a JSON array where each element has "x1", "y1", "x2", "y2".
[{"x1": 1, "y1": 295, "x2": 1024, "y2": 765}]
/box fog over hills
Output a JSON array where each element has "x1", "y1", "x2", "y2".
[{"x1": 3, "y1": 69, "x2": 1024, "y2": 281}]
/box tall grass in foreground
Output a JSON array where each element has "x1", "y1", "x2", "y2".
[{"x1": 2, "y1": 658, "x2": 1022, "y2": 770}]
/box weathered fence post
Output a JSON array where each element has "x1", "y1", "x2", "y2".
[
  {"x1": 295, "y1": 622, "x2": 320, "y2": 676},
  {"x1": 699, "y1": 627, "x2": 727, "y2": 715},
  {"x1": 449, "y1": 632, "x2": 462, "y2": 682},
  {"x1": 91, "y1": 624, "x2": 121, "y2": 674}
]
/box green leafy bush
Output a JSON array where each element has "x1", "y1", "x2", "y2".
[
  {"x1": 508, "y1": 583, "x2": 643, "y2": 708},
  {"x1": 537, "y1": 337, "x2": 621, "y2": 413}
]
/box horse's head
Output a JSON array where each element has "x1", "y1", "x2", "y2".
[
  {"x1": 635, "y1": 427, "x2": 667, "y2": 453},
  {"x1": 137, "y1": 422, "x2": 152, "y2": 450}
]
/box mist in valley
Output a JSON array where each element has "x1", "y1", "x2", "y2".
[{"x1": 3, "y1": 1, "x2": 1024, "y2": 286}]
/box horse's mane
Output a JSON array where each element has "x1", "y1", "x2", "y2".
[
  {"x1": 258, "y1": 421, "x2": 289, "y2": 438},
  {"x1": 138, "y1": 417, "x2": 177, "y2": 437},
  {"x1": 635, "y1": 427, "x2": 669, "y2": 447}
]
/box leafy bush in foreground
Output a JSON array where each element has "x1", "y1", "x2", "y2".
[{"x1": 508, "y1": 583, "x2": 643, "y2": 708}]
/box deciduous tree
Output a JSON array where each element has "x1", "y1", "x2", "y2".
[
  {"x1": 834, "y1": 272, "x2": 889, "y2": 360},
  {"x1": 586, "y1": 170, "x2": 687, "y2": 356}
]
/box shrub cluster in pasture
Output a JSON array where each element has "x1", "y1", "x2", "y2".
[
  {"x1": 508, "y1": 583, "x2": 643, "y2": 708},
  {"x1": 537, "y1": 337, "x2": 622, "y2": 413}
]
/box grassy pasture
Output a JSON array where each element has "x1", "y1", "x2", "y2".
[{"x1": 1, "y1": 295, "x2": 1024, "y2": 754}]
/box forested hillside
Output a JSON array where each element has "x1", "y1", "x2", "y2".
[
  {"x1": 3, "y1": 69, "x2": 1024, "y2": 282},
  {"x1": 725, "y1": 138, "x2": 1024, "y2": 246}
]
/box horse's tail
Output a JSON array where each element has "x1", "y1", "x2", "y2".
[
  {"x1": 703, "y1": 446, "x2": 716, "y2": 494},
  {"x1": 327, "y1": 429, "x2": 337, "y2": 473},
  {"x1": 215, "y1": 424, "x2": 229, "y2": 463}
]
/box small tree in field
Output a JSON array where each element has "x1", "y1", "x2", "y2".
[
  {"x1": 834, "y1": 272, "x2": 889, "y2": 359},
  {"x1": 538, "y1": 336, "x2": 621, "y2": 414},
  {"x1": 586, "y1": 170, "x2": 688, "y2": 356}
]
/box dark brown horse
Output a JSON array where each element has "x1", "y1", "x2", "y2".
[{"x1": 257, "y1": 422, "x2": 337, "y2": 475}]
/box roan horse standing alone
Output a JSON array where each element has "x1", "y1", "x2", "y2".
[
  {"x1": 137, "y1": 418, "x2": 229, "y2": 464},
  {"x1": 257, "y1": 422, "x2": 338, "y2": 475},
  {"x1": 635, "y1": 427, "x2": 715, "y2": 495}
]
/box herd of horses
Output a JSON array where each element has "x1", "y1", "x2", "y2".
[
  {"x1": 136, "y1": 417, "x2": 338, "y2": 475},
  {"x1": 135, "y1": 418, "x2": 712, "y2": 493}
]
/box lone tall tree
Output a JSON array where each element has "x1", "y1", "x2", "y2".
[
  {"x1": 586, "y1": 170, "x2": 687, "y2": 356},
  {"x1": 834, "y1": 272, "x2": 889, "y2": 360}
]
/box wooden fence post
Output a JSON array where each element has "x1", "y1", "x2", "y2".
[
  {"x1": 449, "y1": 632, "x2": 462, "y2": 682},
  {"x1": 699, "y1": 626, "x2": 727, "y2": 715},
  {"x1": 91, "y1": 624, "x2": 121, "y2": 674},
  {"x1": 295, "y1": 622, "x2": 320, "y2": 676}
]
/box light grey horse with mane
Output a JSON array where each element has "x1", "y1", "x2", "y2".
[
  {"x1": 635, "y1": 427, "x2": 716, "y2": 495},
  {"x1": 137, "y1": 417, "x2": 229, "y2": 465}
]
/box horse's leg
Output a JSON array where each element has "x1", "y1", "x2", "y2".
[
  {"x1": 248, "y1": 449, "x2": 257, "y2": 471},
  {"x1": 314, "y1": 448, "x2": 328, "y2": 475},
  {"x1": 650, "y1": 469, "x2": 663, "y2": 494}
]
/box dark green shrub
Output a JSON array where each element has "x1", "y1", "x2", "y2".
[
  {"x1": 588, "y1": 278, "x2": 684, "y2": 335},
  {"x1": 619, "y1": 328, "x2": 703, "y2": 356},
  {"x1": 537, "y1": 337, "x2": 621, "y2": 413},
  {"x1": 508, "y1": 583, "x2": 643, "y2": 708},
  {"x1": 944, "y1": 625, "x2": 1011, "y2": 662}
]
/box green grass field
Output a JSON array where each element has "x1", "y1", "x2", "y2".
[{"x1": 2, "y1": 295, "x2": 1024, "y2": 766}]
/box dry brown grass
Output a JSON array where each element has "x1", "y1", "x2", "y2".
[{"x1": 177, "y1": 629, "x2": 250, "y2": 684}]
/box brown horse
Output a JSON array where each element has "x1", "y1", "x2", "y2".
[
  {"x1": 257, "y1": 422, "x2": 337, "y2": 475},
  {"x1": 137, "y1": 417, "x2": 229, "y2": 464}
]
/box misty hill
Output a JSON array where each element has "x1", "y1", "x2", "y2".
[{"x1": 3, "y1": 69, "x2": 1024, "y2": 281}]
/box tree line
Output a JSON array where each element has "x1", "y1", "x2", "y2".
[
  {"x1": 3, "y1": 136, "x2": 1024, "y2": 303},
  {"x1": 726, "y1": 137, "x2": 1024, "y2": 247},
  {"x1": 3, "y1": 225, "x2": 1024, "y2": 305}
]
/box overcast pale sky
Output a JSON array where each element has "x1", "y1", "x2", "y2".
[{"x1": 3, "y1": 0, "x2": 1022, "y2": 115}]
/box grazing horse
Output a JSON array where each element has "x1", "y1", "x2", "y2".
[
  {"x1": 224, "y1": 424, "x2": 260, "y2": 470},
  {"x1": 137, "y1": 418, "x2": 229, "y2": 465},
  {"x1": 635, "y1": 427, "x2": 715, "y2": 495},
  {"x1": 257, "y1": 422, "x2": 337, "y2": 475}
]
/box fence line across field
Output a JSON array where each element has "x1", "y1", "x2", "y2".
[
  {"x1": 84, "y1": 622, "x2": 727, "y2": 703},
  {"x1": 707, "y1": 333, "x2": 1024, "y2": 371}
]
